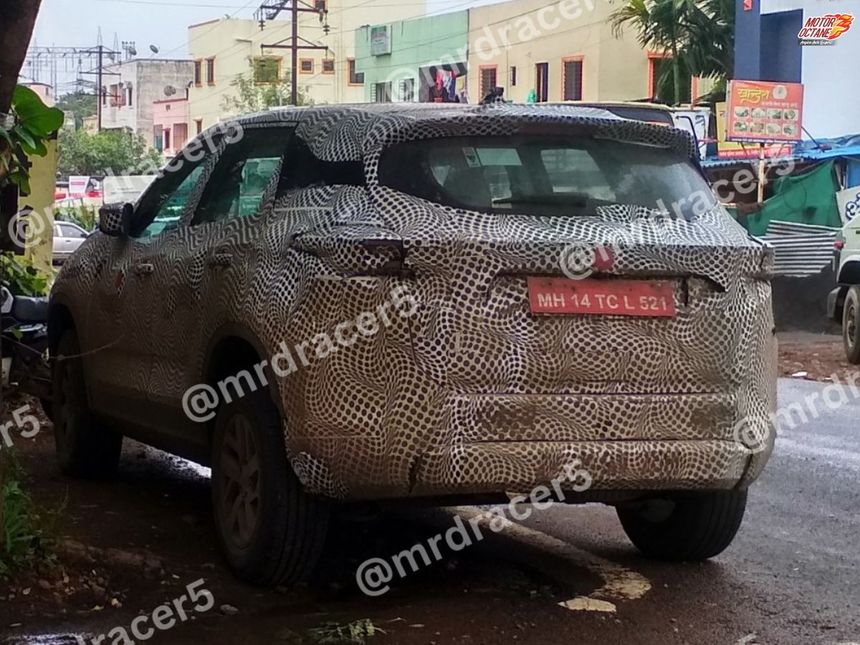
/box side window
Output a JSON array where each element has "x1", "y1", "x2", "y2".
[
  {"x1": 192, "y1": 128, "x2": 291, "y2": 226},
  {"x1": 59, "y1": 223, "x2": 88, "y2": 238},
  {"x1": 277, "y1": 136, "x2": 366, "y2": 195},
  {"x1": 132, "y1": 157, "x2": 207, "y2": 240}
]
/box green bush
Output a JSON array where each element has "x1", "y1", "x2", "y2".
[
  {"x1": 55, "y1": 203, "x2": 96, "y2": 231},
  {"x1": 0, "y1": 253, "x2": 50, "y2": 296},
  {"x1": 0, "y1": 451, "x2": 59, "y2": 576}
]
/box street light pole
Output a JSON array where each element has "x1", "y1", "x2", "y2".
[{"x1": 290, "y1": 0, "x2": 298, "y2": 107}]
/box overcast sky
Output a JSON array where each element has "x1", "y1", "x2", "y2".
[
  {"x1": 31, "y1": 0, "x2": 483, "y2": 54},
  {"x1": 28, "y1": 0, "x2": 488, "y2": 93}
]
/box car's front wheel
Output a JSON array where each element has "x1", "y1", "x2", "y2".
[
  {"x1": 53, "y1": 330, "x2": 123, "y2": 478},
  {"x1": 616, "y1": 490, "x2": 747, "y2": 561},
  {"x1": 211, "y1": 390, "x2": 329, "y2": 586},
  {"x1": 843, "y1": 286, "x2": 860, "y2": 364}
]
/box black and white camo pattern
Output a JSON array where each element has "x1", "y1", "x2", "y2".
[{"x1": 52, "y1": 104, "x2": 776, "y2": 500}]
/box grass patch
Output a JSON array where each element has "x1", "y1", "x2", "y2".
[
  {"x1": 0, "y1": 450, "x2": 60, "y2": 575},
  {"x1": 307, "y1": 619, "x2": 384, "y2": 644}
]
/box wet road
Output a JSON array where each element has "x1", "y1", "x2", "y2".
[{"x1": 5, "y1": 379, "x2": 860, "y2": 644}]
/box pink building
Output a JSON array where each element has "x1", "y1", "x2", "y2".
[{"x1": 152, "y1": 98, "x2": 189, "y2": 158}]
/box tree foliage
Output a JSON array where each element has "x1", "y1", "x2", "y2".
[
  {"x1": 610, "y1": 0, "x2": 734, "y2": 104},
  {"x1": 0, "y1": 85, "x2": 65, "y2": 192},
  {"x1": 55, "y1": 91, "x2": 98, "y2": 129},
  {"x1": 57, "y1": 128, "x2": 162, "y2": 177},
  {"x1": 221, "y1": 62, "x2": 311, "y2": 115}
]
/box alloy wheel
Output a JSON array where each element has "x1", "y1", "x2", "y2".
[{"x1": 217, "y1": 413, "x2": 262, "y2": 550}]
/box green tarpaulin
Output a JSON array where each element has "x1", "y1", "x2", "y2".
[{"x1": 742, "y1": 161, "x2": 841, "y2": 236}]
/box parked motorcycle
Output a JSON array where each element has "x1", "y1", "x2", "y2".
[{"x1": 1, "y1": 283, "x2": 51, "y2": 418}]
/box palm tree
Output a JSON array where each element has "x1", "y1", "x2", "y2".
[{"x1": 610, "y1": 0, "x2": 734, "y2": 105}]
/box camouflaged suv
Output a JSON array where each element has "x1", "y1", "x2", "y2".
[{"x1": 49, "y1": 104, "x2": 777, "y2": 586}]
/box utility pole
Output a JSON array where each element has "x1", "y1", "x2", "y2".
[
  {"x1": 255, "y1": 1, "x2": 330, "y2": 106},
  {"x1": 23, "y1": 43, "x2": 119, "y2": 129},
  {"x1": 97, "y1": 45, "x2": 104, "y2": 131}
]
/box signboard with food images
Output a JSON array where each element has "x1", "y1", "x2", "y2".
[
  {"x1": 715, "y1": 102, "x2": 793, "y2": 159},
  {"x1": 726, "y1": 80, "x2": 803, "y2": 143}
]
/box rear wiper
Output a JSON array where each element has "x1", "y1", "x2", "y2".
[{"x1": 492, "y1": 194, "x2": 588, "y2": 207}]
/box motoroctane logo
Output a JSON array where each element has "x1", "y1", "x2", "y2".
[{"x1": 797, "y1": 14, "x2": 853, "y2": 44}]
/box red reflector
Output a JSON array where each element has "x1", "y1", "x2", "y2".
[{"x1": 835, "y1": 240, "x2": 845, "y2": 250}]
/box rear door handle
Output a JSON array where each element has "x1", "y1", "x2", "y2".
[
  {"x1": 134, "y1": 262, "x2": 154, "y2": 276},
  {"x1": 207, "y1": 251, "x2": 233, "y2": 268}
]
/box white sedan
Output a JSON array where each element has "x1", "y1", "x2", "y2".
[{"x1": 52, "y1": 221, "x2": 90, "y2": 264}]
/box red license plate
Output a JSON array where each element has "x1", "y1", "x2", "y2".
[{"x1": 527, "y1": 277, "x2": 676, "y2": 317}]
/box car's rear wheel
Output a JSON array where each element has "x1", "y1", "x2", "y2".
[
  {"x1": 843, "y1": 286, "x2": 860, "y2": 364},
  {"x1": 617, "y1": 490, "x2": 747, "y2": 561},
  {"x1": 53, "y1": 330, "x2": 122, "y2": 478},
  {"x1": 211, "y1": 390, "x2": 329, "y2": 586}
]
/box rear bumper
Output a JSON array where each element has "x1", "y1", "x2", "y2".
[
  {"x1": 410, "y1": 439, "x2": 762, "y2": 497},
  {"x1": 287, "y1": 390, "x2": 776, "y2": 500}
]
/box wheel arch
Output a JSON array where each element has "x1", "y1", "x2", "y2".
[
  {"x1": 832, "y1": 259, "x2": 860, "y2": 320},
  {"x1": 48, "y1": 298, "x2": 77, "y2": 353},
  {"x1": 201, "y1": 324, "x2": 286, "y2": 442}
]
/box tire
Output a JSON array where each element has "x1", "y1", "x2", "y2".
[
  {"x1": 617, "y1": 490, "x2": 747, "y2": 561},
  {"x1": 211, "y1": 389, "x2": 329, "y2": 587},
  {"x1": 843, "y1": 286, "x2": 860, "y2": 364},
  {"x1": 52, "y1": 330, "x2": 123, "y2": 478},
  {"x1": 40, "y1": 398, "x2": 54, "y2": 422}
]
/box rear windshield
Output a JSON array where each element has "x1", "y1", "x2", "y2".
[{"x1": 378, "y1": 135, "x2": 714, "y2": 219}]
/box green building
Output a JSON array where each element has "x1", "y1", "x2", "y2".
[{"x1": 355, "y1": 11, "x2": 470, "y2": 104}]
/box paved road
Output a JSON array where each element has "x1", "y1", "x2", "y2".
[{"x1": 6, "y1": 379, "x2": 860, "y2": 644}]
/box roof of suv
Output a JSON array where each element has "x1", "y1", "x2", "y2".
[{"x1": 215, "y1": 103, "x2": 699, "y2": 162}]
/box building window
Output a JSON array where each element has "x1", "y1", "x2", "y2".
[
  {"x1": 322, "y1": 58, "x2": 335, "y2": 74},
  {"x1": 479, "y1": 66, "x2": 497, "y2": 100},
  {"x1": 510, "y1": 66, "x2": 517, "y2": 87},
  {"x1": 164, "y1": 127, "x2": 171, "y2": 151},
  {"x1": 648, "y1": 53, "x2": 691, "y2": 103},
  {"x1": 535, "y1": 62, "x2": 549, "y2": 102},
  {"x1": 108, "y1": 83, "x2": 124, "y2": 107},
  {"x1": 194, "y1": 60, "x2": 202, "y2": 86},
  {"x1": 562, "y1": 57, "x2": 583, "y2": 101},
  {"x1": 206, "y1": 58, "x2": 216, "y2": 84},
  {"x1": 300, "y1": 58, "x2": 314, "y2": 74},
  {"x1": 399, "y1": 78, "x2": 415, "y2": 102},
  {"x1": 153, "y1": 126, "x2": 163, "y2": 152},
  {"x1": 126, "y1": 84, "x2": 133, "y2": 107},
  {"x1": 348, "y1": 58, "x2": 364, "y2": 85},
  {"x1": 253, "y1": 57, "x2": 281, "y2": 84},
  {"x1": 371, "y1": 81, "x2": 392, "y2": 103},
  {"x1": 195, "y1": 118, "x2": 203, "y2": 135},
  {"x1": 174, "y1": 123, "x2": 188, "y2": 150}
]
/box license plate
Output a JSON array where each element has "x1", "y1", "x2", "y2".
[{"x1": 527, "y1": 277, "x2": 676, "y2": 317}]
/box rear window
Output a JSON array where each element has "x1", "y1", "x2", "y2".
[{"x1": 378, "y1": 135, "x2": 714, "y2": 220}]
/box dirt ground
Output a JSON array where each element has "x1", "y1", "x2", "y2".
[{"x1": 777, "y1": 331, "x2": 856, "y2": 382}]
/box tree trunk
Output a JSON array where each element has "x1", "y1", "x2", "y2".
[
  {"x1": 671, "y1": 41, "x2": 682, "y2": 106},
  {"x1": 0, "y1": 1, "x2": 43, "y2": 113},
  {"x1": 669, "y1": 3, "x2": 682, "y2": 106}
]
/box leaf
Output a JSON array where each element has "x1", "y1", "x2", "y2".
[
  {"x1": 12, "y1": 85, "x2": 65, "y2": 137},
  {"x1": 11, "y1": 126, "x2": 38, "y2": 154}
]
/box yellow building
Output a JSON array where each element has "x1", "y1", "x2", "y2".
[
  {"x1": 188, "y1": 0, "x2": 425, "y2": 130},
  {"x1": 467, "y1": 0, "x2": 659, "y2": 104}
]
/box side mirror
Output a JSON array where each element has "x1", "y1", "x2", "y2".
[{"x1": 98, "y1": 202, "x2": 134, "y2": 237}]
